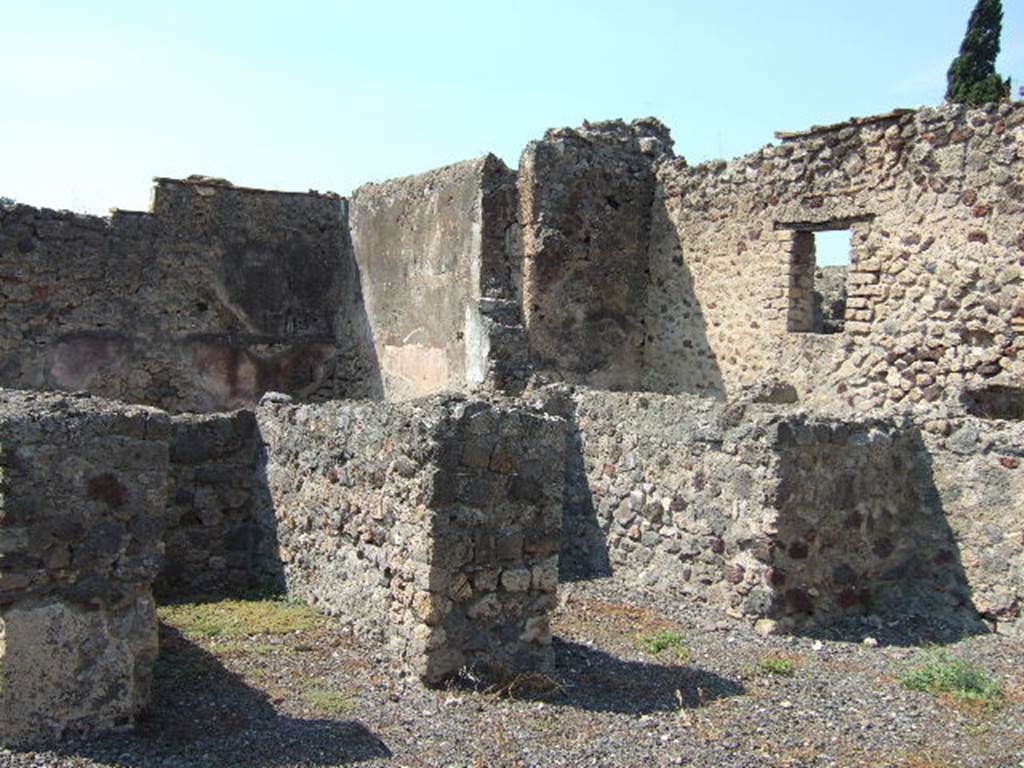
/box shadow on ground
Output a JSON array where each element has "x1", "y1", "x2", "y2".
[
  {"x1": 24, "y1": 624, "x2": 390, "y2": 768},
  {"x1": 798, "y1": 608, "x2": 991, "y2": 648},
  {"x1": 490, "y1": 637, "x2": 745, "y2": 715}
]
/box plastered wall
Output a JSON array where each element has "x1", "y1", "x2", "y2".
[{"x1": 350, "y1": 156, "x2": 525, "y2": 401}]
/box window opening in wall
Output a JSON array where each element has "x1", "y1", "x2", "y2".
[
  {"x1": 813, "y1": 230, "x2": 851, "y2": 334},
  {"x1": 786, "y1": 228, "x2": 852, "y2": 334}
]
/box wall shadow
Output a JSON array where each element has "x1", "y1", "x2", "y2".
[
  {"x1": 546, "y1": 390, "x2": 611, "y2": 583},
  {"x1": 782, "y1": 425, "x2": 988, "y2": 647},
  {"x1": 334, "y1": 203, "x2": 384, "y2": 401},
  {"x1": 497, "y1": 637, "x2": 745, "y2": 715},
  {"x1": 559, "y1": 419, "x2": 612, "y2": 582},
  {"x1": 19, "y1": 624, "x2": 390, "y2": 767},
  {"x1": 155, "y1": 412, "x2": 287, "y2": 604},
  {"x1": 249, "y1": 424, "x2": 287, "y2": 595},
  {"x1": 642, "y1": 198, "x2": 726, "y2": 398}
]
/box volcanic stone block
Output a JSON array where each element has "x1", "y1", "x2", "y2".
[{"x1": 0, "y1": 390, "x2": 169, "y2": 744}]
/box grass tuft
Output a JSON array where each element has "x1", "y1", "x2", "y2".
[
  {"x1": 759, "y1": 657, "x2": 796, "y2": 676},
  {"x1": 899, "y1": 650, "x2": 1003, "y2": 708},
  {"x1": 636, "y1": 629, "x2": 689, "y2": 661},
  {"x1": 158, "y1": 598, "x2": 319, "y2": 638},
  {"x1": 303, "y1": 686, "x2": 355, "y2": 715}
]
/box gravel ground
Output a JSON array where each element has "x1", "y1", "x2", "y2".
[{"x1": 3, "y1": 578, "x2": 1022, "y2": 768}]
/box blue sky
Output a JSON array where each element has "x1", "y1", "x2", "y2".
[{"x1": 2, "y1": 0, "x2": 1021, "y2": 223}]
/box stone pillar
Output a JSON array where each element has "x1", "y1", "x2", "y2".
[
  {"x1": 519, "y1": 119, "x2": 673, "y2": 389},
  {"x1": 0, "y1": 390, "x2": 169, "y2": 744},
  {"x1": 255, "y1": 394, "x2": 566, "y2": 685}
]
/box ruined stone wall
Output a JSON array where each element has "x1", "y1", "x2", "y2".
[
  {"x1": 0, "y1": 178, "x2": 380, "y2": 413},
  {"x1": 350, "y1": 156, "x2": 525, "y2": 401},
  {"x1": 564, "y1": 388, "x2": 973, "y2": 630},
  {"x1": 158, "y1": 410, "x2": 261, "y2": 599},
  {"x1": 769, "y1": 415, "x2": 964, "y2": 630},
  {"x1": 649, "y1": 102, "x2": 1024, "y2": 411},
  {"x1": 254, "y1": 394, "x2": 566, "y2": 684},
  {"x1": 519, "y1": 120, "x2": 673, "y2": 390},
  {"x1": 0, "y1": 390, "x2": 169, "y2": 743},
  {"x1": 924, "y1": 416, "x2": 1024, "y2": 634},
  {"x1": 563, "y1": 389, "x2": 777, "y2": 609}
]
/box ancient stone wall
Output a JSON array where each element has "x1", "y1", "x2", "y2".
[
  {"x1": 350, "y1": 156, "x2": 526, "y2": 400},
  {"x1": 519, "y1": 120, "x2": 673, "y2": 390},
  {"x1": 0, "y1": 390, "x2": 169, "y2": 743},
  {"x1": 649, "y1": 102, "x2": 1024, "y2": 411},
  {"x1": 924, "y1": 416, "x2": 1024, "y2": 634},
  {"x1": 768, "y1": 414, "x2": 964, "y2": 630},
  {"x1": 562, "y1": 389, "x2": 776, "y2": 608},
  {"x1": 563, "y1": 388, "x2": 976, "y2": 630},
  {"x1": 0, "y1": 101, "x2": 1021, "y2": 749},
  {"x1": 158, "y1": 410, "x2": 261, "y2": 599},
  {"x1": 254, "y1": 393, "x2": 566, "y2": 684},
  {"x1": 0, "y1": 178, "x2": 380, "y2": 413}
]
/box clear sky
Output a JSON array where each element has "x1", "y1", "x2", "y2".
[{"x1": 2, "y1": 1, "x2": 1021, "y2": 222}]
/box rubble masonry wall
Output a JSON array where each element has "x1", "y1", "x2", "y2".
[
  {"x1": 0, "y1": 390, "x2": 169, "y2": 743},
  {"x1": 158, "y1": 410, "x2": 262, "y2": 599},
  {"x1": 924, "y1": 417, "x2": 1024, "y2": 631},
  {"x1": 519, "y1": 119, "x2": 673, "y2": 390},
  {"x1": 647, "y1": 102, "x2": 1024, "y2": 412},
  {"x1": 564, "y1": 389, "x2": 1011, "y2": 631},
  {"x1": 0, "y1": 179, "x2": 380, "y2": 412},
  {"x1": 253, "y1": 394, "x2": 566, "y2": 683}
]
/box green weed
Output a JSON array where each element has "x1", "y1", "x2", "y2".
[
  {"x1": 637, "y1": 629, "x2": 689, "y2": 661},
  {"x1": 158, "y1": 598, "x2": 318, "y2": 638},
  {"x1": 899, "y1": 650, "x2": 1003, "y2": 708}
]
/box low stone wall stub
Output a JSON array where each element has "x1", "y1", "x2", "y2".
[
  {"x1": 564, "y1": 389, "x2": 779, "y2": 608},
  {"x1": 765, "y1": 415, "x2": 964, "y2": 631},
  {"x1": 254, "y1": 393, "x2": 567, "y2": 685},
  {"x1": 564, "y1": 387, "x2": 987, "y2": 631},
  {"x1": 0, "y1": 389, "x2": 170, "y2": 744}
]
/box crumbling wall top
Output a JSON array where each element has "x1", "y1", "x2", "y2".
[{"x1": 539, "y1": 117, "x2": 676, "y2": 162}]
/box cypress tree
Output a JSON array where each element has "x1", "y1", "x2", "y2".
[{"x1": 946, "y1": 0, "x2": 1011, "y2": 105}]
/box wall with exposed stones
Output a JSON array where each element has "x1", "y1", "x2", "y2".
[
  {"x1": 519, "y1": 119, "x2": 673, "y2": 390},
  {"x1": 350, "y1": 156, "x2": 526, "y2": 401},
  {"x1": 253, "y1": 393, "x2": 566, "y2": 684},
  {"x1": 0, "y1": 100, "x2": 1022, "y2": 747},
  {"x1": 562, "y1": 388, "x2": 977, "y2": 631},
  {"x1": 157, "y1": 410, "x2": 261, "y2": 599},
  {"x1": 5, "y1": 103, "x2": 1020, "y2": 416},
  {"x1": 647, "y1": 102, "x2": 1024, "y2": 411},
  {"x1": 0, "y1": 178, "x2": 381, "y2": 413},
  {"x1": 0, "y1": 390, "x2": 169, "y2": 743},
  {"x1": 924, "y1": 416, "x2": 1024, "y2": 634},
  {"x1": 768, "y1": 413, "x2": 966, "y2": 631}
]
